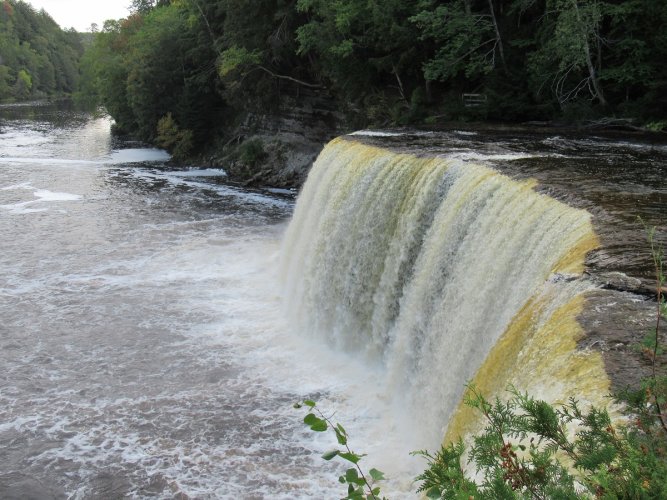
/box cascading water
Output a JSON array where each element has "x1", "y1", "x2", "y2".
[
  {"x1": 281, "y1": 137, "x2": 611, "y2": 448},
  {"x1": 3, "y1": 103, "x2": 661, "y2": 497}
]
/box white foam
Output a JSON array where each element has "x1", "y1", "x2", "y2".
[
  {"x1": 33, "y1": 189, "x2": 82, "y2": 202},
  {"x1": 107, "y1": 148, "x2": 171, "y2": 164},
  {"x1": 167, "y1": 168, "x2": 227, "y2": 178},
  {"x1": 126, "y1": 169, "x2": 292, "y2": 209},
  {"x1": 349, "y1": 130, "x2": 406, "y2": 137},
  {"x1": 265, "y1": 187, "x2": 295, "y2": 195},
  {"x1": 449, "y1": 151, "x2": 536, "y2": 161},
  {"x1": 1, "y1": 182, "x2": 34, "y2": 191},
  {"x1": 0, "y1": 157, "x2": 99, "y2": 166},
  {"x1": 0, "y1": 188, "x2": 82, "y2": 214},
  {"x1": 0, "y1": 204, "x2": 49, "y2": 214},
  {"x1": 543, "y1": 136, "x2": 667, "y2": 153}
]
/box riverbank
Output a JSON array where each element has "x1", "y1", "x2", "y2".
[{"x1": 183, "y1": 111, "x2": 667, "y2": 190}]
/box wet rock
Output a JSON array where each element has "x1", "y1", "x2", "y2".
[
  {"x1": 587, "y1": 271, "x2": 644, "y2": 294},
  {"x1": 204, "y1": 84, "x2": 345, "y2": 188},
  {"x1": 578, "y1": 288, "x2": 661, "y2": 391}
]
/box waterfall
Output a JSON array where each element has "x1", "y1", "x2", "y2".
[{"x1": 280, "y1": 137, "x2": 610, "y2": 447}]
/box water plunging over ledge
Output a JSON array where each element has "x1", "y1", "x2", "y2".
[
  {"x1": 2, "y1": 103, "x2": 665, "y2": 497},
  {"x1": 281, "y1": 137, "x2": 611, "y2": 448}
]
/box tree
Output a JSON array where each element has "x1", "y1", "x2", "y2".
[
  {"x1": 526, "y1": 0, "x2": 607, "y2": 108},
  {"x1": 14, "y1": 67, "x2": 31, "y2": 98},
  {"x1": 411, "y1": 0, "x2": 500, "y2": 83},
  {"x1": 0, "y1": 0, "x2": 85, "y2": 101},
  {"x1": 0, "y1": 65, "x2": 12, "y2": 98},
  {"x1": 82, "y1": 1, "x2": 224, "y2": 143},
  {"x1": 295, "y1": 0, "x2": 426, "y2": 122},
  {"x1": 130, "y1": 0, "x2": 171, "y2": 14}
]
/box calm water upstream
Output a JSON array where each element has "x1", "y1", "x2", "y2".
[{"x1": 0, "y1": 103, "x2": 420, "y2": 499}]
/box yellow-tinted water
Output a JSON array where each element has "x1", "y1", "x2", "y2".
[{"x1": 281, "y1": 138, "x2": 610, "y2": 448}]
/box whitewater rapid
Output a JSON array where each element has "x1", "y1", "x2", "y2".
[{"x1": 0, "y1": 105, "x2": 421, "y2": 498}]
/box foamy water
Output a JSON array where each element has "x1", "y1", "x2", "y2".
[{"x1": 0, "y1": 106, "x2": 422, "y2": 498}]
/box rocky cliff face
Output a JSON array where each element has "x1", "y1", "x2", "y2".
[{"x1": 205, "y1": 85, "x2": 345, "y2": 188}]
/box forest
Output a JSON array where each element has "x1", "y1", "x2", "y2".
[
  {"x1": 3, "y1": 0, "x2": 667, "y2": 155},
  {"x1": 0, "y1": 1, "x2": 83, "y2": 101},
  {"x1": 80, "y1": 0, "x2": 667, "y2": 154}
]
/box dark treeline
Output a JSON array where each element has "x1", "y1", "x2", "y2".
[
  {"x1": 80, "y1": 0, "x2": 667, "y2": 155},
  {"x1": 82, "y1": 0, "x2": 667, "y2": 155},
  {"x1": 0, "y1": 0, "x2": 83, "y2": 101}
]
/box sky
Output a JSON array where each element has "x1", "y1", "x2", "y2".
[{"x1": 26, "y1": 0, "x2": 131, "y2": 32}]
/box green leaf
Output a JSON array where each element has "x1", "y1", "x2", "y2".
[
  {"x1": 339, "y1": 452, "x2": 361, "y2": 464},
  {"x1": 349, "y1": 486, "x2": 365, "y2": 498},
  {"x1": 338, "y1": 475, "x2": 346, "y2": 484},
  {"x1": 293, "y1": 402, "x2": 302, "y2": 409},
  {"x1": 345, "y1": 467, "x2": 359, "y2": 483},
  {"x1": 369, "y1": 468, "x2": 385, "y2": 481},
  {"x1": 303, "y1": 400, "x2": 316, "y2": 408},
  {"x1": 335, "y1": 427, "x2": 348, "y2": 445},
  {"x1": 217, "y1": 45, "x2": 261, "y2": 77},
  {"x1": 310, "y1": 420, "x2": 328, "y2": 432},
  {"x1": 322, "y1": 449, "x2": 340, "y2": 460},
  {"x1": 303, "y1": 413, "x2": 327, "y2": 431},
  {"x1": 303, "y1": 413, "x2": 318, "y2": 425}
]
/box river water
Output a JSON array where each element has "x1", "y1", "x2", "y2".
[
  {"x1": 2, "y1": 103, "x2": 666, "y2": 499},
  {"x1": 0, "y1": 103, "x2": 420, "y2": 499},
  {"x1": 353, "y1": 127, "x2": 667, "y2": 288}
]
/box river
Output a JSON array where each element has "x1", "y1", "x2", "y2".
[
  {"x1": 0, "y1": 103, "x2": 419, "y2": 499},
  {"x1": 1, "y1": 102, "x2": 666, "y2": 499}
]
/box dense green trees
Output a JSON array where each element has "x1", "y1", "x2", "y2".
[
  {"x1": 79, "y1": 2, "x2": 224, "y2": 148},
  {"x1": 81, "y1": 0, "x2": 667, "y2": 153},
  {"x1": 0, "y1": 0, "x2": 83, "y2": 101},
  {"x1": 3, "y1": 0, "x2": 665, "y2": 127}
]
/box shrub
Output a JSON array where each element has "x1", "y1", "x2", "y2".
[
  {"x1": 238, "y1": 138, "x2": 267, "y2": 167},
  {"x1": 156, "y1": 112, "x2": 194, "y2": 159}
]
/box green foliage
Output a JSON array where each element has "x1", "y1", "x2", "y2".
[
  {"x1": 295, "y1": 0, "x2": 426, "y2": 121},
  {"x1": 0, "y1": 0, "x2": 84, "y2": 102},
  {"x1": 217, "y1": 46, "x2": 261, "y2": 78},
  {"x1": 412, "y1": 384, "x2": 667, "y2": 499},
  {"x1": 294, "y1": 400, "x2": 386, "y2": 500},
  {"x1": 525, "y1": 0, "x2": 607, "y2": 108},
  {"x1": 84, "y1": 0, "x2": 667, "y2": 151},
  {"x1": 81, "y1": 1, "x2": 224, "y2": 143},
  {"x1": 237, "y1": 138, "x2": 267, "y2": 167},
  {"x1": 411, "y1": 1, "x2": 496, "y2": 82},
  {"x1": 412, "y1": 440, "x2": 479, "y2": 498},
  {"x1": 645, "y1": 121, "x2": 667, "y2": 132},
  {"x1": 156, "y1": 113, "x2": 194, "y2": 159},
  {"x1": 13, "y1": 67, "x2": 31, "y2": 98}
]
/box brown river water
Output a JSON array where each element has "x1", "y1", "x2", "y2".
[{"x1": 1, "y1": 103, "x2": 665, "y2": 498}]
